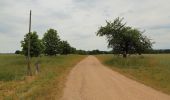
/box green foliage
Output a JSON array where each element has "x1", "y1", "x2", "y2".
[
  {"x1": 96, "y1": 54, "x2": 170, "y2": 94},
  {"x1": 74, "y1": 49, "x2": 112, "y2": 55},
  {"x1": 21, "y1": 28, "x2": 77, "y2": 56},
  {"x1": 21, "y1": 32, "x2": 43, "y2": 57},
  {"x1": 15, "y1": 50, "x2": 22, "y2": 54},
  {"x1": 42, "y1": 29, "x2": 61, "y2": 56},
  {"x1": 70, "y1": 47, "x2": 77, "y2": 54},
  {"x1": 97, "y1": 17, "x2": 153, "y2": 57},
  {"x1": 76, "y1": 50, "x2": 88, "y2": 55},
  {"x1": 59, "y1": 41, "x2": 71, "y2": 55},
  {"x1": 149, "y1": 49, "x2": 170, "y2": 54},
  {"x1": 88, "y1": 49, "x2": 101, "y2": 55}
]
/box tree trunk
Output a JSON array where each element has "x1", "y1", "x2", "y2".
[
  {"x1": 35, "y1": 62, "x2": 40, "y2": 75},
  {"x1": 123, "y1": 51, "x2": 127, "y2": 58},
  {"x1": 27, "y1": 57, "x2": 32, "y2": 76}
]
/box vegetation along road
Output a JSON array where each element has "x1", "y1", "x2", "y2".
[
  {"x1": 61, "y1": 56, "x2": 170, "y2": 100},
  {"x1": 0, "y1": 54, "x2": 86, "y2": 99}
]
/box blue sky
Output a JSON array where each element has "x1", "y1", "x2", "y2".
[{"x1": 0, "y1": 0, "x2": 170, "y2": 53}]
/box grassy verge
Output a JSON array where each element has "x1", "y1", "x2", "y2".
[
  {"x1": 0, "y1": 54, "x2": 86, "y2": 100},
  {"x1": 96, "y1": 54, "x2": 170, "y2": 94}
]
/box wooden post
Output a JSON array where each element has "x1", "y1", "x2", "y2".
[
  {"x1": 27, "y1": 10, "x2": 32, "y2": 76},
  {"x1": 35, "y1": 60, "x2": 40, "y2": 75}
]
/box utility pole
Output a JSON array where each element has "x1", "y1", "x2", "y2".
[{"x1": 27, "y1": 10, "x2": 32, "y2": 76}]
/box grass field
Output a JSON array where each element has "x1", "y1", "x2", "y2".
[
  {"x1": 0, "y1": 54, "x2": 86, "y2": 100},
  {"x1": 96, "y1": 54, "x2": 170, "y2": 94}
]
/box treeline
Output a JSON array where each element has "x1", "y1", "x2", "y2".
[
  {"x1": 75, "y1": 49, "x2": 170, "y2": 55},
  {"x1": 76, "y1": 49, "x2": 112, "y2": 55},
  {"x1": 15, "y1": 28, "x2": 111, "y2": 56},
  {"x1": 15, "y1": 48, "x2": 112, "y2": 56},
  {"x1": 16, "y1": 29, "x2": 77, "y2": 57},
  {"x1": 146, "y1": 49, "x2": 170, "y2": 54}
]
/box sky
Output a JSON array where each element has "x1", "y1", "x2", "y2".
[{"x1": 0, "y1": 0, "x2": 170, "y2": 53}]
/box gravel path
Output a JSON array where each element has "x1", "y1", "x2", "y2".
[{"x1": 61, "y1": 56, "x2": 170, "y2": 100}]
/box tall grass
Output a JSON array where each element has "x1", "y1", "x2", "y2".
[
  {"x1": 0, "y1": 54, "x2": 26, "y2": 81},
  {"x1": 0, "y1": 54, "x2": 86, "y2": 99},
  {"x1": 96, "y1": 54, "x2": 170, "y2": 94}
]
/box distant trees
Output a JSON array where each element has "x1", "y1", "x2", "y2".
[
  {"x1": 75, "y1": 49, "x2": 111, "y2": 55},
  {"x1": 147, "y1": 49, "x2": 170, "y2": 54},
  {"x1": 88, "y1": 50, "x2": 100, "y2": 55},
  {"x1": 42, "y1": 29, "x2": 61, "y2": 56},
  {"x1": 15, "y1": 50, "x2": 22, "y2": 54},
  {"x1": 21, "y1": 28, "x2": 76, "y2": 56},
  {"x1": 97, "y1": 17, "x2": 153, "y2": 58},
  {"x1": 70, "y1": 47, "x2": 77, "y2": 54},
  {"x1": 59, "y1": 41, "x2": 71, "y2": 55},
  {"x1": 21, "y1": 32, "x2": 43, "y2": 57},
  {"x1": 76, "y1": 50, "x2": 88, "y2": 55},
  {"x1": 20, "y1": 28, "x2": 114, "y2": 56}
]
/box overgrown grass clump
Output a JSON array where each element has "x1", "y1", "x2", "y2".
[
  {"x1": 0, "y1": 54, "x2": 86, "y2": 99},
  {"x1": 96, "y1": 54, "x2": 170, "y2": 94}
]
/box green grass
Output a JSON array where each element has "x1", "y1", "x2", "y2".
[
  {"x1": 0, "y1": 54, "x2": 26, "y2": 81},
  {"x1": 0, "y1": 54, "x2": 86, "y2": 99},
  {"x1": 96, "y1": 54, "x2": 170, "y2": 94}
]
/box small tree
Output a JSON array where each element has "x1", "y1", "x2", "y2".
[
  {"x1": 70, "y1": 47, "x2": 76, "y2": 54},
  {"x1": 60, "y1": 41, "x2": 71, "y2": 55},
  {"x1": 97, "y1": 17, "x2": 153, "y2": 58},
  {"x1": 42, "y1": 29, "x2": 61, "y2": 56},
  {"x1": 15, "y1": 50, "x2": 21, "y2": 54},
  {"x1": 21, "y1": 31, "x2": 43, "y2": 57}
]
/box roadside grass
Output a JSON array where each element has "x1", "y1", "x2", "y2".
[
  {"x1": 96, "y1": 54, "x2": 170, "y2": 94},
  {"x1": 0, "y1": 54, "x2": 86, "y2": 99},
  {"x1": 0, "y1": 54, "x2": 26, "y2": 81}
]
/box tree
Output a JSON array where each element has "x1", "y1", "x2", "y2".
[
  {"x1": 21, "y1": 31, "x2": 43, "y2": 57},
  {"x1": 15, "y1": 50, "x2": 22, "y2": 54},
  {"x1": 132, "y1": 29, "x2": 153, "y2": 55},
  {"x1": 96, "y1": 17, "x2": 153, "y2": 58},
  {"x1": 76, "y1": 50, "x2": 88, "y2": 55},
  {"x1": 88, "y1": 49, "x2": 101, "y2": 55},
  {"x1": 70, "y1": 47, "x2": 77, "y2": 54},
  {"x1": 60, "y1": 41, "x2": 71, "y2": 55},
  {"x1": 42, "y1": 29, "x2": 61, "y2": 56}
]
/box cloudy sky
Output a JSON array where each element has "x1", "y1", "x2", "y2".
[{"x1": 0, "y1": 0, "x2": 170, "y2": 53}]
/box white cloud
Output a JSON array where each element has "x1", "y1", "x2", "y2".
[{"x1": 0, "y1": 0, "x2": 170, "y2": 53}]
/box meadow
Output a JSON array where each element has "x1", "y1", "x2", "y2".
[
  {"x1": 96, "y1": 54, "x2": 170, "y2": 94},
  {"x1": 0, "y1": 54, "x2": 86, "y2": 99}
]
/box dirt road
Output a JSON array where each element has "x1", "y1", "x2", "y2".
[{"x1": 61, "y1": 56, "x2": 170, "y2": 100}]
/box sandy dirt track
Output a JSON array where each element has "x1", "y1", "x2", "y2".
[{"x1": 61, "y1": 56, "x2": 170, "y2": 100}]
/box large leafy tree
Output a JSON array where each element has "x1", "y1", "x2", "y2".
[
  {"x1": 21, "y1": 31, "x2": 43, "y2": 57},
  {"x1": 97, "y1": 17, "x2": 152, "y2": 58},
  {"x1": 42, "y1": 29, "x2": 61, "y2": 56}
]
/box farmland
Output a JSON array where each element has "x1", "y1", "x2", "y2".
[
  {"x1": 96, "y1": 54, "x2": 170, "y2": 94},
  {"x1": 0, "y1": 54, "x2": 86, "y2": 99}
]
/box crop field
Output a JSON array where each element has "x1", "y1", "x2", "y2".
[
  {"x1": 96, "y1": 54, "x2": 170, "y2": 94},
  {"x1": 0, "y1": 54, "x2": 86, "y2": 99}
]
